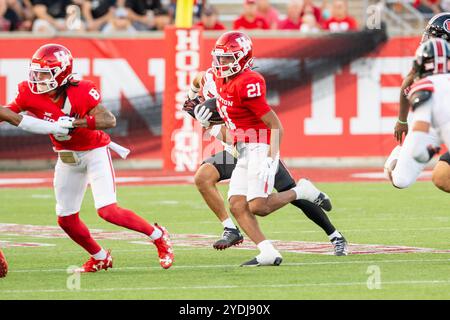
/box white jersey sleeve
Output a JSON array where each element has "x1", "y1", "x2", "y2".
[{"x1": 201, "y1": 68, "x2": 218, "y2": 99}]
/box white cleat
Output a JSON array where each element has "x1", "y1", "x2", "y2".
[
  {"x1": 293, "y1": 179, "x2": 332, "y2": 212},
  {"x1": 240, "y1": 252, "x2": 283, "y2": 267}
]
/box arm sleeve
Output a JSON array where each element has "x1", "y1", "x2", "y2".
[
  {"x1": 18, "y1": 115, "x2": 67, "y2": 135},
  {"x1": 239, "y1": 75, "x2": 272, "y2": 118}
]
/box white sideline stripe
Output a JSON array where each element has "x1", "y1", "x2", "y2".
[
  {"x1": 3, "y1": 279, "x2": 450, "y2": 294},
  {"x1": 351, "y1": 171, "x2": 432, "y2": 179},
  {"x1": 0, "y1": 178, "x2": 48, "y2": 185},
  {"x1": 8, "y1": 259, "x2": 450, "y2": 273},
  {"x1": 0, "y1": 176, "x2": 193, "y2": 185}
]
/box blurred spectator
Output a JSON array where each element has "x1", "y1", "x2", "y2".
[
  {"x1": 323, "y1": 0, "x2": 357, "y2": 32},
  {"x1": 300, "y1": 0, "x2": 322, "y2": 24},
  {"x1": 31, "y1": 0, "x2": 74, "y2": 33},
  {"x1": 233, "y1": 0, "x2": 270, "y2": 30},
  {"x1": 413, "y1": 0, "x2": 441, "y2": 15},
  {"x1": 149, "y1": 7, "x2": 171, "y2": 31},
  {"x1": 320, "y1": 0, "x2": 331, "y2": 21},
  {"x1": 1, "y1": 0, "x2": 34, "y2": 31},
  {"x1": 102, "y1": 5, "x2": 135, "y2": 33},
  {"x1": 0, "y1": 0, "x2": 11, "y2": 31},
  {"x1": 82, "y1": 0, "x2": 116, "y2": 31},
  {"x1": 194, "y1": 5, "x2": 226, "y2": 30},
  {"x1": 300, "y1": 12, "x2": 320, "y2": 33},
  {"x1": 256, "y1": 0, "x2": 279, "y2": 29},
  {"x1": 277, "y1": 0, "x2": 302, "y2": 30},
  {"x1": 125, "y1": 0, "x2": 162, "y2": 30},
  {"x1": 441, "y1": 0, "x2": 450, "y2": 11},
  {"x1": 66, "y1": 3, "x2": 85, "y2": 31}
]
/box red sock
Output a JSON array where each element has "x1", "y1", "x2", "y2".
[
  {"x1": 57, "y1": 213, "x2": 102, "y2": 255},
  {"x1": 98, "y1": 203, "x2": 155, "y2": 236}
]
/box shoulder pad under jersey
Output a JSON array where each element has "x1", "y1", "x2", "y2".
[{"x1": 408, "y1": 89, "x2": 433, "y2": 111}]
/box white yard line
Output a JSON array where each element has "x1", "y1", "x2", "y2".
[
  {"x1": 269, "y1": 227, "x2": 450, "y2": 234},
  {"x1": 2, "y1": 279, "x2": 450, "y2": 294},
  {"x1": 8, "y1": 258, "x2": 450, "y2": 273}
]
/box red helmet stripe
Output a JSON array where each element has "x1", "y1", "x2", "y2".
[{"x1": 435, "y1": 39, "x2": 445, "y2": 73}]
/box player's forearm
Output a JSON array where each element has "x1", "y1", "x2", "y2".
[
  {"x1": 399, "y1": 71, "x2": 415, "y2": 122},
  {"x1": 261, "y1": 110, "x2": 283, "y2": 158},
  {"x1": 0, "y1": 106, "x2": 22, "y2": 126},
  {"x1": 399, "y1": 93, "x2": 410, "y2": 122},
  {"x1": 73, "y1": 113, "x2": 116, "y2": 130},
  {"x1": 18, "y1": 115, "x2": 68, "y2": 135},
  {"x1": 269, "y1": 126, "x2": 283, "y2": 159}
]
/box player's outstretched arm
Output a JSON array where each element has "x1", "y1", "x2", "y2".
[
  {"x1": 72, "y1": 104, "x2": 116, "y2": 130},
  {"x1": 0, "y1": 106, "x2": 23, "y2": 126},
  {"x1": 0, "y1": 106, "x2": 69, "y2": 135},
  {"x1": 395, "y1": 69, "x2": 415, "y2": 143}
]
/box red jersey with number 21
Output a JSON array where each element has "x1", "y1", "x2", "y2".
[
  {"x1": 7, "y1": 80, "x2": 110, "y2": 151},
  {"x1": 215, "y1": 69, "x2": 272, "y2": 144}
]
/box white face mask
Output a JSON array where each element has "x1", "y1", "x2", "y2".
[
  {"x1": 28, "y1": 63, "x2": 68, "y2": 94},
  {"x1": 211, "y1": 50, "x2": 241, "y2": 78}
]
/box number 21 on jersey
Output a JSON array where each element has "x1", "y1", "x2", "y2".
[{"x1": 247, "y1": 83, "x2": 261, "y2": 98}]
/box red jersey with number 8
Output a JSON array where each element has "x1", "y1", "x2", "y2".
[
  {"x1": 215, "y1": 69, "x2": 272, "y2": 144},
  {"x1": 7, "y1": 80, "x2": 111, "y2": 151}
]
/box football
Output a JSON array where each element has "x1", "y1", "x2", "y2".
[{"x1": 186, "y1": 98, "x2": 224, "y2": 125}]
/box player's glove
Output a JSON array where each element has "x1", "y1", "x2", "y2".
[
  {"x1": 53, "y1": 125, "x2": 70, "y2": 136},
  {"x1": 194, "y1": 104, "x2": 212, "y2": 128},
  {"x1": 182, "y1": 96, "x2": 202, "y2": 113},
  {"x1": 258, "y1": 153, "x2": 280, "y2": 185},
  {"x1": 57, "y1": 116, "x2": 76, "y2": 129}
]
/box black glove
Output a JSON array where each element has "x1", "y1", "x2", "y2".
[{"x1": 182, "y1": 96, "x2": 204, "y2": 118}]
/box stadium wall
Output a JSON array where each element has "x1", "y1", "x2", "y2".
[{"x1": 0, "y1": 31, "x2": 422, "y2": 170}]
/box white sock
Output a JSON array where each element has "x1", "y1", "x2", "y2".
[
  {"x1": 150, "y1": 227, "x2": 163, "y2": 240},
  {"x1": 222, "y1": 218, "x2": 237, "y2": 229},
  {"x1": 257, "y1": 240, "x2": 279, "y2": 255},
  {"x1": 328, "y1": 230, "x2": 342, "y2": 241},
  {"x1": 293, "y1": 179, "x2": 320, "y2": 201},
  {"x1": 92, "y1": 249, "x2": 107, "y2": 260}
]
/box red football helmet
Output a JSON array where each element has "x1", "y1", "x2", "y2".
[
  {"x1": 211, "y1": 31, "x2": 254, "y2": 78},
  {"x1": 28, "y1": 44, "x2": 74, "y2": 94}
]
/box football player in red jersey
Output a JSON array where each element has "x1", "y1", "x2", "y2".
[
  {"x1": 5, "y1": 43, "x2": 174, "y2": 272},
  {"x1": 183, "y1": 71, "x2": 347, "y2": 257},
  {"x1": 200, "y1": 31, "x2": 334, "y2": 266}
]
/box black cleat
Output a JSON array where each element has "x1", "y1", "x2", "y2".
[
  {"x1": 314, "y1": 193, "x2": 332, "y2": 212},
  {"x1": 331, "y1": 236, "x2": 348, "y2": 256},
  {"x1": 240, "y1": 256, "x2": 283, "y2": 267},
  {"x1": 213, "y1": 227, "x2": 244, "y2": 250}
]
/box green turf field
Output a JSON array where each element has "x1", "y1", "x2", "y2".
[{"x1": 0, "y1": 182, "x2": 449, "y2": 299}]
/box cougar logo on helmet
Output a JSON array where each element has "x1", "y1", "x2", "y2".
[{"x1": 444, "y1": 19, "x2": 450, "y2": 33}]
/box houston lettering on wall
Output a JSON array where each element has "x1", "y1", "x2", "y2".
[{"x1": 0, "y1": 35, "x2": 421, "y2": 166}]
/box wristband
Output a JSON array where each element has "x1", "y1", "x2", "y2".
[
  {"x1": 397, "y1": 119, "x2": 408, "y2": 125},
  {"x1": 86, "y1": 115, "x2": 96, "y2": 130}
]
